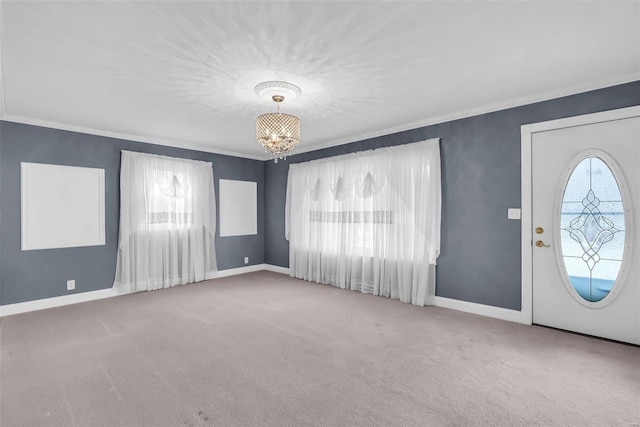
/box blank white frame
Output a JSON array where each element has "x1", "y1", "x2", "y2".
[
  {"x1": 21, "y1": 162, "x2": 105, "y2": 250},
  {"x1": 219, "y1": 179, "x2": 257, "y2": 237}
]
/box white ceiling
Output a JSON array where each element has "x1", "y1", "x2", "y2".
[{"x1": 1, "y1": 1, "x2": 639, "y2": 160}]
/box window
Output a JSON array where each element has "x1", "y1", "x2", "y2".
[
  {"x1": 285, "y1": 139, "x2": 441, "y2": 306},
  {"x1": 148, "y1": 172, "x2": 194, "y2": 228},
  {"x1": 114, "y1": 151, "x2": 217, "y2": 291},
  {"x1": 560, "y1": 155, "x2": 626, "y2": 303}
]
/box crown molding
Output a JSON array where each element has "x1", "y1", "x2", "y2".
[
  {"x1": 0, "y1": 114, "x2": 267, "y2": 161},
  {"x1": 291, "y1": 73, "x2": 640, "y2": 157},
  {"x1": 2, "y1": 74, "x2": 638, "y2": 162}
]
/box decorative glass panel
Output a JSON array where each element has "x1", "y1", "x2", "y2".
[{"x1": 561, "y1": 157, "x2": 625, "y2": 302}]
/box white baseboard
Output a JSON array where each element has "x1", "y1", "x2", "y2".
[
  {"x1": 0, "y1": 287, "x2": 135, "y2": 317},
  {"x1": 263, "y1": 264, "x2": 290, "y2": 275},
  {"x1": 434, "y1": 296, "x2": 530, "y2": 325},
  {"x1": 205, "y1": 264, "x2": 266, "y2": 279},
  {"x1": 263, "y1": 266, "x2": 527, "y2": 325},
  {"x1": 0, "y1": 264, "x2": 288, "y2": 318},
  {"x1": 0, "y1": 264, "x2": 528, "y2": 325}
]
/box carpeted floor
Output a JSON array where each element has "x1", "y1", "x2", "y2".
[{"x1": 1, "y1": 271, "x2": 638, "y2": 426}]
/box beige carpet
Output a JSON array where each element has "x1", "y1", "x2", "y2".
[{"x1": 1, "y1": 271, "x2": 638, "y2": 426}]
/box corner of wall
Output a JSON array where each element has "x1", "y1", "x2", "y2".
[{"x1": 0, "y1": 120, "x2": 3, "y2": 307}]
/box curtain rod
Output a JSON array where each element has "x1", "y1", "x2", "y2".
[{"x1": 289, "y1": 138, "x2": 440, "y2": 169}]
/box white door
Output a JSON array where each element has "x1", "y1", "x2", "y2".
[{"x1": 531, "y1": 111, "x2": 639, "y2": 345}]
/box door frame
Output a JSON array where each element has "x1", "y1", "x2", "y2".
[{"x1": 520, "y1": 105, "x2": 640, "y2": 325}]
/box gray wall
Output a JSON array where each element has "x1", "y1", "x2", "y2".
[
  {"x1": 0, "y1": 122, "x2": 265, "y2": 305},
  {"x1": 265, "y1": 81, "x2": 640, "y2": 311},
  {"x1": 3, "y1": 81, "x2": 639, "y2": 309}
]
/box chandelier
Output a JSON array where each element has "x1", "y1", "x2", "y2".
[{"x1": 255, "y1": 81, "x2": 301, "y2": 162}]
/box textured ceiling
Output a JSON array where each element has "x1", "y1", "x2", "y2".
[{"x1": 1, "y1": 1, "x2": 639, "y2": 159}]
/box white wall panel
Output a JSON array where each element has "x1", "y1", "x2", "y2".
[
  {"x1": 21, "y1": 163, "x2": 105, "y2": 250},
  {"x1": 219, "y1": 179, "x2": 257, "y2": 237}
]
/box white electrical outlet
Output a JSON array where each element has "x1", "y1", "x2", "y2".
[
  {"x1": 67, "y1": 280, "x2": 76, "y2": 291},
  {"x1": 244, "y1": 256, "x2": 249, "y2": 264}
]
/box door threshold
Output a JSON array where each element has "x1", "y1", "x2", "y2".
[{"x1": 532, "y1": 324, "x2": 639, "y2": 347}]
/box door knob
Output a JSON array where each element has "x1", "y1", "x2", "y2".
[
  {"x1": 535, "y1": 227, "x2": 544, "y2": 234},
  {"x1": 535, "y1": 240, "x2": 550, "y2": 248}
]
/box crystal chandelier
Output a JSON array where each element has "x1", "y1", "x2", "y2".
[{"x1": 255, "y1": 81, "x2": 301, "y2": 162}]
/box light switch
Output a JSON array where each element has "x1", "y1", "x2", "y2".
[{"x1": 508, "y1": 208, "x2": 521, "y2": 220}]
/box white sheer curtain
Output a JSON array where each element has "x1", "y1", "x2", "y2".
[
  {"x1": 285, "y1": 139, "x2": 441, "y2": 306},
  {"x1": 114, "y1": 151, "x2": 217, "y2": 292}
]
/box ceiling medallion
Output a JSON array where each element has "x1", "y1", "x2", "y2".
[{"x1": 255, "y1": 81, "x2": 301, "y2": 162}]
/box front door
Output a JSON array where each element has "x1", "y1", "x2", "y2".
[{"x1": 530, "y1": 110, "x2": 639, "y2": 344}]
